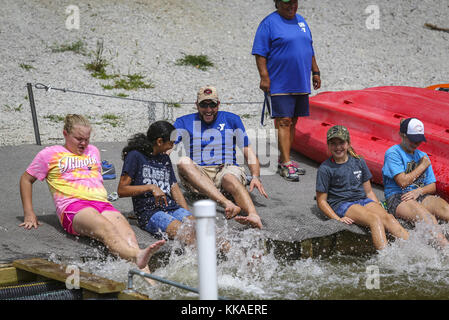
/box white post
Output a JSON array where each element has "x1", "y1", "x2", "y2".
[{"x1": 193, "y1": 200, "x2": 218, "y2": 300}]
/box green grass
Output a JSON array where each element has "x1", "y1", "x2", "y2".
[
  {"x1": 101, "y1": 114, "x2": 120, "y2": 127},
  {"x1": 51, "y1": 40, "x2": 87, "y2": 55},
  {"x1": 85, "y1": 39, "x2": 109, "y2": 74},
  {"x1": 3, "y1": 104, "x2": 23, "y2": 112},
  {"x1": 19, "y1": 63, "x2": 35, "y2": 71},
  {"x1": 83, "y1": 39, "x2": 155, "y2": 92},
  {"x1": 165, "y1": 101, "x2": 181, "y2": 108},
  {"x1": 101, "y1": 74, "x2": 154, "y2": 90},
  {"x1": 44, "y1": 114, "x2": 65, "y2": 122},
  {"x1": 175, "y1": 54, "x2": 214, "y2": 71}
]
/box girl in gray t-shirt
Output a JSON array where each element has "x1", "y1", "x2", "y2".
[{"x1": 315, "y1": 125, "x2": 409, "y2": 251}]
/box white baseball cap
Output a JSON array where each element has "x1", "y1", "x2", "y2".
[{"x1": 400, "y1": 118, "x2": 426, "y2": 143}]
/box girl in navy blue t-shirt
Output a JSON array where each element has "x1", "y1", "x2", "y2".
[
  {"x1": 118, "y1": 121, "x2": 195, "y2": 244},
  {"x1": 316, "y1": 125, "x2": 409, "y2": 251}
]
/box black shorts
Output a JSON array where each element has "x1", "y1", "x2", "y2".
[{"x1": 386, "y1": 193, "x2": 433, "y2": 216}]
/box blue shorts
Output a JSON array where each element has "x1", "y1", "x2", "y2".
[
  {"x1": 270, "y1": 94, "x2": 310, "y2": 118},
  {"x1": 335, "y1": 198, "x2": 374, "y2": 218},
  {"x1": 145, "y1": 208, "x2": 192, "y2": 235}
]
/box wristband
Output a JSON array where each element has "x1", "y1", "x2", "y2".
[{"x1": 312, "y1": 71, "x2": 320, "y2": 76}]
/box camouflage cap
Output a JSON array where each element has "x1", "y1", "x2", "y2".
[{"x1": 327, "y1": 125, "x2": 350, "y2": 142}]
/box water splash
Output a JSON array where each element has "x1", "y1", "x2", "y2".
[{"x1": 48, "y1": 220, "x2": 449, "y2": 299}]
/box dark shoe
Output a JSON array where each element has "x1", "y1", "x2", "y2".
[{"x1": 102, "y1": 160, "x2": 116, "y2": 180}]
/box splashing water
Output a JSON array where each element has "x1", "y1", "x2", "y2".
[{"x1": 49, "y1": 220, "x2": 449, "y2": 299}]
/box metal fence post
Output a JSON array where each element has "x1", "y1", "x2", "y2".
[{"x1": 27, "y1": 83, "x2": 41, "y2": 145}]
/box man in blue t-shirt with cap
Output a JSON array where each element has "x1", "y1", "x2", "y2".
[{"x1": 173, "y1": 86, "x2": 268, "y2": 229}]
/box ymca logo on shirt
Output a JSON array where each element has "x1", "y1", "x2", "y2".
[
  {"x1": 298, "y1": 22, "x2": 306, "y2": 32},
  {"x1": 218, "y1": 123, "x2": 225, "y2": 131}
]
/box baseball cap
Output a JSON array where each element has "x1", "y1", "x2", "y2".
[
  {"x1": 197, "y1": 86, "x2": 219, "y2": 104},
  {"x1": 327, "y1": 125, "x2": 350, "y2": 142},
  {"x1": 400, "y1": 118, "x2": 426, "y2": 143}
]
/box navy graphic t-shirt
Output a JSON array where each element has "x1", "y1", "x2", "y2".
[
  {"x1": 121, "y1": 150, "x2": 180, "y2": 228},
  {"x1": 316, "y1": 156, "x2": 372, "y2": 212}
]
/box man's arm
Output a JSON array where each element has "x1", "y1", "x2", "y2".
[
  {"x1": 311, "y1": 56, "x2": 321, "y2": 90},
  {"x1": 243, "y1": 145, "x2": 268, "y2": 198},
  {"x1": 255, "y1": 54, "x2": 270, "y2": 92}
]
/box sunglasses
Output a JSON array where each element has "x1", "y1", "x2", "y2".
[{"x1": 199, "y1": 101, "x2": 218, "y2": 109}]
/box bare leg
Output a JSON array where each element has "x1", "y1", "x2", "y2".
[
  {"x1": 73, "y1": 208, "x2": 165, "y2": 269},
  {"x1": 345, "y1": 205, "x2": 388, "y2": 250},
  {"x1": 177, "y1": 157, "x2": 240, "y2": 218},
  {"x1": 364, "y1": 202, "x2": 409, "y2": 240},
  {"x1": 422, "y1": 195, "x2": 449, "y2": 222},
  {"x1": 166, "y1": 216, "x2": 196, "y2": 246},
  {"x1": 221, "y1": 173, "x2": 262, "y2": 229},
  {"x1": 395, "y1": 200, "x2": 448, "y2": 247},
  {"x1": 290, "y1": 117, "x2": 298, "y2": 147},
  {"x1": 275, "y1": 117, "x2": 293, "y2": 164}
]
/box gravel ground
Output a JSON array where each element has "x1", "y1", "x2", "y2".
[{"x1": 1, "y1": 0, "x2": 448, "y2": 146}]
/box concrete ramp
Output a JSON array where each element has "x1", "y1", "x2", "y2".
[{"x1": 0, "y1": 142, "x2": 382, "y2": 264}]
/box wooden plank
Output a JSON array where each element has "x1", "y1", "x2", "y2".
[
  {"x1": 0, "y1": 266, "x2": 36, "y2": 286},
  {"x1": 13, "y1": 258, "x2": 125, "y2": 294},
  {"x1": 117, "y1": 290, "x2": 150, "y2": 300}
]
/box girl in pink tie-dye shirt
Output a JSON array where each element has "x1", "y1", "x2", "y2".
[{"x1": 19, "y1": 114, "x2": 165, "y2": 271}]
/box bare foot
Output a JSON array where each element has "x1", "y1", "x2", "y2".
[
  {"x1": 136, "y1": 239, "x2": 166, "y2": 269},
  {"x1": 234, "y1": 214, "x2": 263, "y2": 229},
  {"x1": 140, "y1": 265, "x2": 157, "y2": 286},
  {"x1": 224, "y1": 201, "x2": 241, "y2": 219}
]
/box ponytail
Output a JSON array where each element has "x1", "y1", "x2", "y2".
[{"x1": 348, "y1": 146, "x2": 361, "y2": 159}]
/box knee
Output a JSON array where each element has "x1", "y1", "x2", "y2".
[
  {"x1": 278, "y1": 118, "x2": 293, "y2": 128},
  {"x1": 221, "y1": 173, "x2": 241, "y2": 188},
  {"x1": 176, "y1": 156, "x2": 194, "y2": 173},
  {"x1": 367, "y1": 213, "x2": 383, "y2": 227},
  {"x1": 411, "y1": 209, "x2": 437, "y2": 224}
]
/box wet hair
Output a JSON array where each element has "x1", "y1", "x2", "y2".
[
  {"x1": 63, "y1": 114, "x2": 91, "y2": 133},
  {"x1": 122, "y1": 120, "x2": 176, "y2": 160}
]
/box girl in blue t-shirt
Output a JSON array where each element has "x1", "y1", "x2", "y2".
[
  {"x1": 316, "y1": 125, "x2": 409, "y2": 251},
  {"x1": 382, "y1": 118, "x2": 449, "y2": 247},
  {"x1": 118, "y1": 121, "x2": 195, "y2": 245}
]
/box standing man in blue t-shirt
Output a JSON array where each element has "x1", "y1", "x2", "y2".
[
  {"x1": 173, "y1": 86, "x2": 268, "y2": 229},
  {"x1": 252, "y1": 0, "x2": 321, "y2": 182}
]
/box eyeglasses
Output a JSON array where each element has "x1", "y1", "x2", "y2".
[{"x1": 199, "y1": 102, "x2": 218, "y2": 109}]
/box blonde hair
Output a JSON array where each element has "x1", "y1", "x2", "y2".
[
  {"x1": 63, "y1": 114, "x2": 91, "y2": 133},
  {"x1": 348, "y1": 145, "x2": 361, "y2": 159}
]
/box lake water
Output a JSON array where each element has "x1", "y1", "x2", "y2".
[{"x1": 52, "y1": 221, "x2": 449, "y2": 300}]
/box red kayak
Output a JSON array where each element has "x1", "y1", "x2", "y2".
[{"x1": 292, "y1": 86, "x2": 449, "y2": 202}]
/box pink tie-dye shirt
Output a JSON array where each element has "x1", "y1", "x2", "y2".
[{"x1": 26, "y1": 145, "x2": 108, "y2": 224}]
